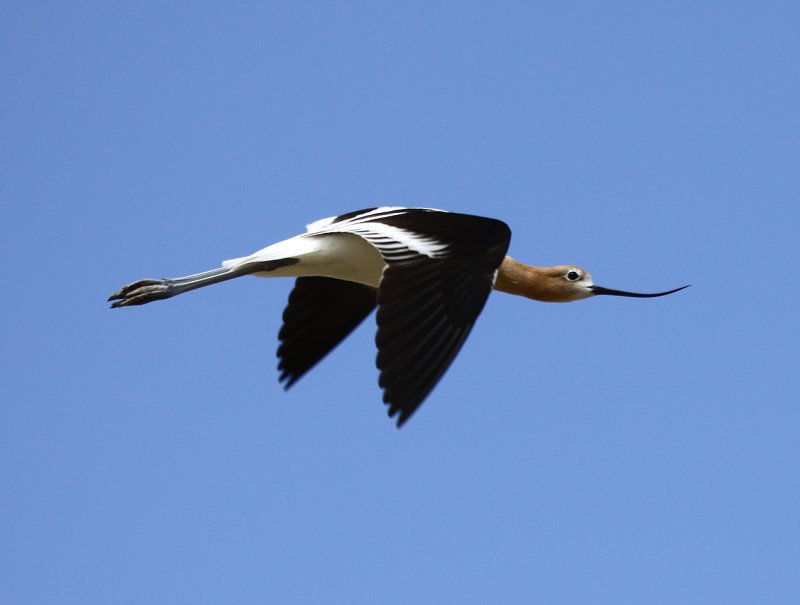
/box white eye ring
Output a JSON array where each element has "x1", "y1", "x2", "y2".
[{"x1": 566, "y1": 269, "x2": 581, "y2": 281}]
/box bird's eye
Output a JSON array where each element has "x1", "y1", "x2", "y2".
[{"x1": 566, "y1": 270, "x2": 581, "y2": 281}]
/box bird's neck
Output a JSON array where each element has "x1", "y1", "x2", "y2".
[{"x1": 494, "y1": 256, "x2": 559, "y2": 302}]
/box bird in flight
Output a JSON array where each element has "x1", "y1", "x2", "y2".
[{"x1": 109, "y1": 207, "x2": 688, "y2": 426}]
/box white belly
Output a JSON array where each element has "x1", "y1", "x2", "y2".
[{"x1": 223, "y1": 232, "x2": 385, "y2": 288}]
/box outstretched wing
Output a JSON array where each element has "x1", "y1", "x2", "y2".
[
  {"x1": 366, "y1": 210, "x2": 511, "y2": 426},
  {"x1": 277, "y1": 277, "x2": 377, "y2": 388},
  {"x1": 280, "y1": 207, "x2": 511, "y2": 426}
]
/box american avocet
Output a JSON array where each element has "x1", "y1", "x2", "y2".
[{"x1": 109, "y1": 207, "x2": 688, "y2": 426}]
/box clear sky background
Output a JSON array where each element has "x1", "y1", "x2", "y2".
[{"x1": 3, "y1": 2, "x2": 798, "y2": 604}]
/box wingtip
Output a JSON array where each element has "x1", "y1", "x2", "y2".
[
  {"x1": 386, "y1": 400, "x2": 412, "y2": 429},
  {"x1": 278, "y1": 370, "x2": 298, "y2": 391}
]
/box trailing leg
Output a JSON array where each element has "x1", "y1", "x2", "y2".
[{"x1": 108, "y1": 258, "x2": 300, "y2": 308}]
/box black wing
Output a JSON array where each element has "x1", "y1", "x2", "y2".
[
  {"x1": 281, "y1": 208, "x2": 511, "y2": 426},
  {"x1": 368, "y1": 210, "x2": 511, "y2": 426},
  {"x1": 277, "y1": 277, "x2": 377, "y2": 388}
]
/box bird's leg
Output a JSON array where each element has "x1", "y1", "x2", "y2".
[
  {"x1": 108, "y1": 267, "x2": 239, "y2": 307},
  {"x1": 108, "y1": 258, "x2": 300, "y2": 308}
]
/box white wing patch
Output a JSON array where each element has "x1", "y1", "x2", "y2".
[
  {"x1": 305, "y1": 206, "x2": 407, "y2": 233},
  {"x1": 346, "y1": 223, "x2": 449, "y2": 258},
  {"x1": 305, "y1": 207, "x2": 450, "y2": 259}
]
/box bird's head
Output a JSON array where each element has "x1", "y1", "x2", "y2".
[{"x1": 540, "y1": 265, "x2": 690, "y2": 302}]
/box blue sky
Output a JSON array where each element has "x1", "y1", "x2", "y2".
[{"x1": 2, "y1": 2, "x2": 798, "y2": 603}]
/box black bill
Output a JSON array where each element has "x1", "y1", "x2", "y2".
[{"x1": 590, "y1": 284, "x2": 690, "y2": 298}]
